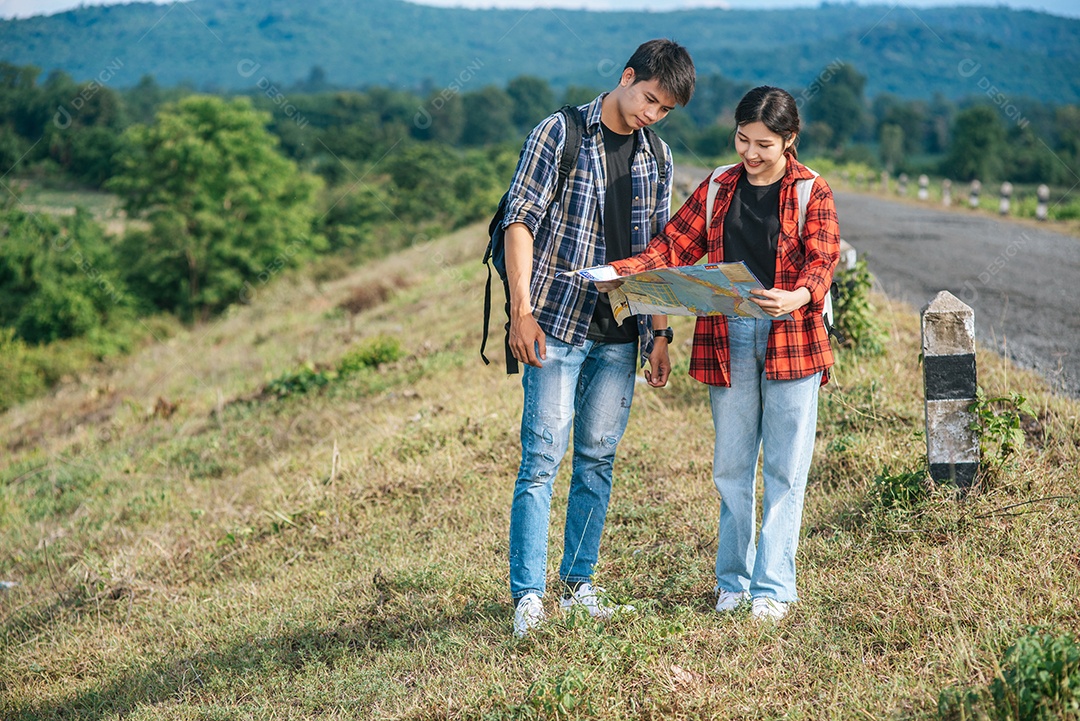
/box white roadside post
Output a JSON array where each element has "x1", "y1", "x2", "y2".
[
  {"x1": 1036, "y1": 184, "x2": 1050, "y2": 221},
  {"x1": 917, "y1": 174, "x2": 929, "y2": 201},
  {"x1": 922, "y1": 291, "x2": 980, "y2": 489},
  {"x1": 999, "y1": 181, "x2": 1013, "y2": 216},
  {"x1": 968, "y1": 179, "x2": 982, "y2": 208},
  {"x1": 942, "y1": 179, "x2": 952, "y2": 207}
]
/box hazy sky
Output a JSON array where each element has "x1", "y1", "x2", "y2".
[{"x1": 1, "y1": 0, "x2": 1078, "y2": 18}]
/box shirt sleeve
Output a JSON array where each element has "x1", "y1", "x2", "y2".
[
  {"x1": 612, "y1": 173, "x2": 713, "y2": 276},
  {"x1": 501, "y1": 113, "x2": 564, "y2": 236},
  {"x1": 796, "y1": 176, "x2": 841, "y2": 304}
]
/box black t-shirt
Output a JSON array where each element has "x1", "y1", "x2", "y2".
[
  {"x1": 723, "y1": 172, "x2": 782, "y2": 289},
  {"x1": 588, "y1": 122, "x2": 639, "y2": 344}
]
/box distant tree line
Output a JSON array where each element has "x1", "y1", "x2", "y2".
[{"x1": 0, "y1": 59, "x2": 1078, "y2": 409}]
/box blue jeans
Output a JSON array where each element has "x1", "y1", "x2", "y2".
[
  {"x1": 709, "y1": 316, "x2": 821, "y2": 603},
  {"x1": 508, "y1": 337, "x2": 637, "y2": 601}
]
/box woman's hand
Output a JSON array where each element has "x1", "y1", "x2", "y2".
[
  {"x1": 593, "y1": 279, "x2": 625, "y2": 293},
  {"x1": 749, "y1": 287, "x2": 811, "y2": 317}
]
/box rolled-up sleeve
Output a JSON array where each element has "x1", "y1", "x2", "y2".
[
  {"x1": 612, "y1": 174, "x2": 712, "y2": 275},
  {"x1": 502, "y1": 113, "x2": 564, "y2": 235}
]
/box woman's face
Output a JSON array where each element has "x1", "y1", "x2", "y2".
[{"x1": 734, "y1": 121, "x2": 794, "y2": 185}]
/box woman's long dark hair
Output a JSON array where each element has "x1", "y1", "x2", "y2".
[{"x1": 734, "y1": 86, "x2": 801, "y2": 158}]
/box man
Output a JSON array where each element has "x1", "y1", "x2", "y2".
[{"x1": 502, "y1": 39, "x2": 695, "y2": 637}]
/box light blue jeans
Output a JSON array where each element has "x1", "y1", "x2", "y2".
[
  {"x1": 508, "y1": 336, "x2": 637, "y2": 601},
  {"x1": 709, "y1": 316, "x2": 821, "y2": 603}
]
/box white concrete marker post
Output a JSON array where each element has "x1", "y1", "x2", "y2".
[
  {"x1": 999, "y1": 182, "x2": 1013, "y2": 216},
  {"x1": 922, "y1": 291, "x2": 980, "y2": 489},
  {"x1": 969, "y1": 179, "x2": 982, "y2": 208},
  {"x1": 1036, "y1": 184, "x2": 1050, "y2": 221}
]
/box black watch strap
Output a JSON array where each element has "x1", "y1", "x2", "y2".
[{"x1": 654, "y1": 327, "x2": 673, "y2": 341}]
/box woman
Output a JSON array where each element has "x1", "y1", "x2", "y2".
[{"x1": 598, "y1": 86, "x2": 840, "y2": 620}]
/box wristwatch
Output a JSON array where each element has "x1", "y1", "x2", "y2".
[{"x1": 653, "y1": 327, "x2": 673, "y2": 342}]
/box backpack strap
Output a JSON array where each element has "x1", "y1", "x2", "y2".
[
  {"x1": 795, "y1": 168, "x2": 819, "y2": 237},
  {"x1": 642, "y1": 126, "x2": 668, "y2": 186},
  {"x1": 796, "y1": 168, "x2": 846, "y2": 344},
  {"x1": 705, "y1": 163, "x2": 738, "y2": 234},
  {"x1": 555, "y1": 105, "x2": 584, "y2": 200}
]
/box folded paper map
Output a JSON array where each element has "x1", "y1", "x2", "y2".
[{"x1": 564, "y1": 262, "x2": 790, "y2": 325}]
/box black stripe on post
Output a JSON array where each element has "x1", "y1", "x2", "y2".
[
  {"x1": 924, "y1": 353, "x2": 977, "y2": 400},
  {"x1": 930, "y1": 462, "x2": 979, "y2": 489}
]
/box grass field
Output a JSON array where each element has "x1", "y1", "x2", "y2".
[{"x1": 1, "y1": 221, "x2": 1078, "y2": 719}]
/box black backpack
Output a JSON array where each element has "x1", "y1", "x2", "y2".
[{"x1": 481, "y1": 104, "x2": 667, "y2": 374}]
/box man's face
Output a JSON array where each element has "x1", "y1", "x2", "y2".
[{"x1": 610, "y1": 69, "x2": 677, "y2": 133}]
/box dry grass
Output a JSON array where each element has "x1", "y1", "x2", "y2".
[{"x1": 1, "y1": 221, "x2": 1078, "y2": 720}]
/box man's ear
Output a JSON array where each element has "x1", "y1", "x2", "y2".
[{"x1": 619, "y1": 67, "x2": 636, "y2": 88}]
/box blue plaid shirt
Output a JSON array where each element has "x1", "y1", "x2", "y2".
[{"x1": 501, "y1": 94, "x2": 673, "y2": 362}]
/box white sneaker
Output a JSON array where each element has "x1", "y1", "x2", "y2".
[
  {"x1": 513, "y1": 593, "x2": 545, "y2": 638},
  {"x1": 559, "y1": 582, "x2": 634, "y2": 620},
  {"x1": 750, "y1": 596, "x2": 789, "y2": 621},
  {"x1": 715, "y1": 589, "x2": 750, "y2": 612}
]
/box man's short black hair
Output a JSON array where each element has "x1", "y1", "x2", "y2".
[{"x1": 624, "y1": 39, "x2": 696, "y2": 107}]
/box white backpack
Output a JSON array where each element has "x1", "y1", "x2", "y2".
[{"x1": 703, "y1": 164, "x2": 837, "y2": 335}]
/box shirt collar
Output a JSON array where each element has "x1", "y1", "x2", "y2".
[{"x1": 582, "y1": 92, "x2": 649, "y2": 145}]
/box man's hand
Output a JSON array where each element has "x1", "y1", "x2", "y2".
[
  {"x1": 749, "y1": 287, "x2": 812, "y2": 317},
  {"x1": 509, "y1": 312, "x2": 546, "y2": 368},
  {"x1": 645, "y1": 337, "x2": 671, "y2": 387}
]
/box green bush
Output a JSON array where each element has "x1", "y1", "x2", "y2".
[
  {"x1": 0, "y1": 328, "x2": 48, "y2": 412},
  {"x1": 939, "y1": 629, "x2": 1080, "y2": 720},
  {"x1": 874, "y1": 466, "x2": 933, "y2": 510},
  {"x1": 834, "y1": 258, "x2": 887, "y2": 356},
  {"x1": 264, "y1": 362, "x2": 336, "y2": 399},
  {"x1": 262, "y1": 337, "x2": 403, "y2": 399},
  {"x1": 0, "y1": 208, "x2": 130, "y2": 344},
  {"x1": 338, "y1": 335, "x2": 403, "y2": 374}
]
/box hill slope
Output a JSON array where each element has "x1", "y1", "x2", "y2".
[
  {"x1": 1, "y1": 0, "x2": 1079, "y2": 102},
  {"x1": 1, "y1": 220, "x2": 1078, "y2": 717}
]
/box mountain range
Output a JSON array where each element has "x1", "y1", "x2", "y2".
[{"x1": 2, "y1": 0, "x2": 1078, "y2": 103}]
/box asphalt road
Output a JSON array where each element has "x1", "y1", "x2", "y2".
[{"x1": 834, "y1": 191, "x2": 1079, "y2": 397}]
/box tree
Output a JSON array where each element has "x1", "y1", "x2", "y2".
[
  {"x1": 507, "y1": 75, "x2": 554, "y2": 132},
  {"x1": 873, "y1": 94, "x2": 927, "y2": 156},
  {"x1": 805, "y1": 63, "x2": 866, "y2": 151},
  {"x1": 123, "y1": 75, "x2": 163, "y2": 126},
  {"x1": 562, "y1": 85, "x2": 601, "y2": 108},
  {"x1": 940, "y1": 105, "x2": 1006, "y2": 182},
  {"x1": 879, "y1": 123, "x2": 905, "y2": 173},
  {"x1": 462, "y1": 86, "x2": 515, "y2": 146},
  {"x1": 1054, "y1": 105, "x2": 1080, "y2": 182},
  {"x1": 109, "y1": 95, "x2": 323, "y2": 319}
]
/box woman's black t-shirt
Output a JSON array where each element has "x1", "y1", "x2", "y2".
[{"x1": 723, "y1": 172, "x2": 782, "y2": 289}]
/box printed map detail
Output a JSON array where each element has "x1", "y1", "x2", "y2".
[{"x1": 568, "y1": 262, "x2": 790, "y2": 325}]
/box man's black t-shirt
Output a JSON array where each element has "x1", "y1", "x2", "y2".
[
  {"x1": 588, "y1": 122, "x2": 639, "y2": 344},
  {"x1": 723, "y1": 172, "x2": 782, "y2": 289}
]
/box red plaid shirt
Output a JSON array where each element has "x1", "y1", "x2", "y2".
[{"x1": 609, "y1": 159, "x2": 840, "y2": 387}]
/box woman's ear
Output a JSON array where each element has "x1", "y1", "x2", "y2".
[{"x1": 785, "y1": 133, "x2": 799, "y2": 153}]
